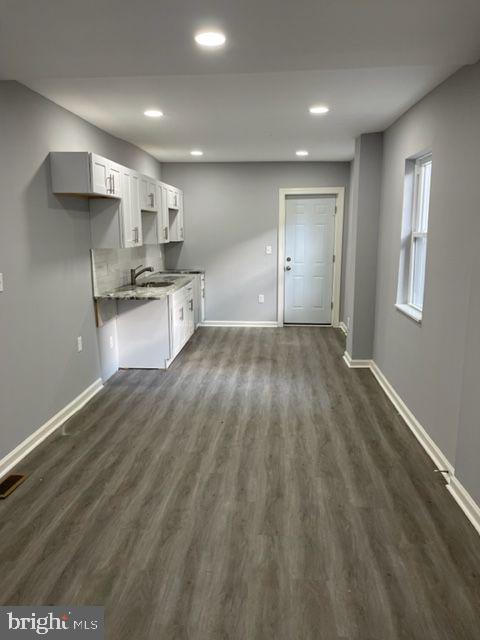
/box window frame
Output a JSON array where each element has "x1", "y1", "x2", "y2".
[{"x1": 406, "y1": 153, "x2": 432, "y2": 314}]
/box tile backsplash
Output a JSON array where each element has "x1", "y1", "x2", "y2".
[{"x1": 91, "y1": 245, "x2": 165, "y2": 295}]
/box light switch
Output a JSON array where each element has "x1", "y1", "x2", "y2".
[
  {"x1": 0, "y1": 273, "x2": 3, "y2": 292},
  {"x1": 265, "y1": 245, "x2": 272, "y2": 255}
]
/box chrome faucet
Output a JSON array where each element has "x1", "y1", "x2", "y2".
[{"x1": 130, "y1": 264, "x2": 154, "y2": 286}]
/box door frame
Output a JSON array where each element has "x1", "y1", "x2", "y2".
[{"x1": 277, "y1": 187, "x2": 345, "y2": 327}]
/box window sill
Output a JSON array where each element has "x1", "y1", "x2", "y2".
[{"x1": 395, "y1": 303, "x2": 422, "y2": 324}]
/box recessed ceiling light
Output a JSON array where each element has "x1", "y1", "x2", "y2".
[
  {"x1": 144, "y1": 109, "x2": 163, "y2": 118},
  {"x1": 194, "y1": 31, "x2": 226, "y2": 47},
  {"x1": 309, "y1": 105, "x2": 330, "y2": 115},
  {"x1": 190, "y1": 149, "x2": 203, "y2": 156},
  {"x1": 296, "y1": 150, "x2": 309, "y2": 157}
]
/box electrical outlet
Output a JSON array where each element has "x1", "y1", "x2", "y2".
[
  {"x1": 265, "y1": 245, "x2": 272, "y2": 255},
  {"x1": 109, "y1": 335, "x2": 114, "y2": 349},
  {"x1": 77, "y1": 336, "x2": 83, "y2": 352},
  {"x1": 0, "y1": 273, "x2": 3, "y2": 292},
  {"x1": 258, "y1": 294, "x2": 265, "y2": 304}
]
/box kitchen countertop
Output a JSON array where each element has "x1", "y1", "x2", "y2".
[{"x1": 95, "y1": 274, "x2": 194, "y2": 301}]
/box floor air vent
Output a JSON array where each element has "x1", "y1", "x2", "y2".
[{"x1": 0, "y1": 474, "x2": 26, "y2": 498}]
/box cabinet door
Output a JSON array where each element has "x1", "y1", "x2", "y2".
[
  {"x1": 168, "y1": 194, "x2": 184, "y2": 242},
  {"x1": 186, "y1": 292, "x2": 195, "y2": 339},
  {"x1": 120, "y1": 168, "x2": 133, "y2": 247},
  {"x1": 155, "y1": 183, "x2": 169, "y2": 243},
  {"x1": 177, "y1": 191, "x2": 184, "y2": 240},
  {"x1": 120, "y1": 168, "x2": 142, "y2": 247},
  {"x1": 109, "y1": 162, "x2": 122, "y2": 197},
  {"x1": 167, "y1": 187, "x2": 178, "y2": 210},
  {"x1": 172, "y1": 301, "x2": 184, "y2": 356},
  {"x1": 130, "y1": 172, "x2": 142, "y2": 245},
  {"x1": 140, "y1": 176, "x2": 156, "y2": 211},
  {"x1": 90, "y1": 153, "x2": 110, "y2": 195},
  {"x1": 162, "y1": 185, "x2": 170, "y2": 242},
  {"x1": 139, "y1": 176, "x2": 148, "y2": 210},
  {"x1": 148, "y1": 180, "x2": 157, "y2": 210}
]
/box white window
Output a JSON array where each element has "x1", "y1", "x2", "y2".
[{"x1": 396, "y1": 153, "x2": 432, "y2": 322}]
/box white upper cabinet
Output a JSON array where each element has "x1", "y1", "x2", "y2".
[
  {"x1": 50, "y1": 152, "x2": 122, "y2": 198},
  {"x1": 50, "y1": 152, "x2": 183, "y2": 248},
  {"x1": 121, "y1": 168, "x2": 142, "y2": 247},
  {"x1": 167, "y1": 186, "x2": 181, "y2": 210},
  {"x1": 164, "y1": 183, "x2": 184, "y2": 242},
  {"x1": 90, "y1": 154, "x2": 110, "y2": 195},
  {"x1": 139, "y1": 175, "x2": 157, "y2": 212},
  {"x1": 90, "y1": 167, "x2": 141, "y2": 249},
  {"x1": 109, "y1": 160, "x2": 123, "y2": 198},
  {"x1": 156, "y1": 182, "x2": 170, "y2": 243},
  {"x1": 168, "y1": 190, "x2": 184, "y2": 242}
]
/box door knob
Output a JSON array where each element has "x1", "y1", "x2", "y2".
[
  {"x1": 286, "y1": 256, "x2": 292, "y2": 262},
  {"x1": 285, "y1": 265, "x2": 292, "y2": 271}
]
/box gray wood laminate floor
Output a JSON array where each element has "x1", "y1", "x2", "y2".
[{"x1": 1, "y1": 327, "x2": 479, "y2": 639}]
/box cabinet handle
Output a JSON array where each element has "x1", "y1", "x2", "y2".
[
  {"x1": 189, "y1": 299, "x2": 193, "y2": 311},
  {"x1": 164, "y1": 226, "x2": 168, "y2": 240},
  {"x1": 149, "y1": 193, "x2": 154, "y2": 207},
  {"x1": 133, "y1": 227, "x2": 139, "y2": 244},
  {"x1": 106, "y1": 175, "x2": 112, "y2": 194},
  {"x1": 180, "y1": 227, "x2": 184, "y2": 239}
]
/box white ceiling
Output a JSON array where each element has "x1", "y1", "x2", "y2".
[{"x1": 1, "y1": 0, "x2": 480, "y2": 161}]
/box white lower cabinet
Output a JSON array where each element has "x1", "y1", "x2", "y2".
[
  {"x1": 188, "y1": 274, "x2": 205, "y2": 327},
  {"x1": 170, "y1": 284, "x2": 195, "y2": 360},
  {"x1": 113, "y1": 282, "x2": 197, "y2": 371},
  {"x1": 117, "y1": 298, "x2": 171, "y2": 369}
]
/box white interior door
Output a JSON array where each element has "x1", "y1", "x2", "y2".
[{"x1": 284, "y1": 195, "x2": 336, "y2": 324}]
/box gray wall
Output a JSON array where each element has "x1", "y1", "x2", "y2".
[
  {"x1": 0, "y1": 81, "x2": 161, "y2": 459},
  {"x1": 162, "y1": 162, "x2": 350, "y2": 323},
  {"x1": 373, "y1": 61, "x2": 480, "y2": 502},
  {"x1": 345, "y1": 133, "x2": 383, "y2": 359}
]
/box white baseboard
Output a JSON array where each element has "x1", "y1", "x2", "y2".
[
  {"x1": 338, "y1": 322, "x2": 348, "y2": 336},
  {"x1": 447, "y1": 476, "x2": 480, "y2": 536},
  {"x1": 0, "y1": 378, "x2": 103, "y2": 479},
  {"x1": 343, "y1": 350, "x2": 372, "y2": 368},
  {"x1": 345, "y1": 358, "x2": 479, "y2": 536},
  {"x1": 369, "y1": 362, "x2": 454, "y2": 477},
  {"x1": 199, "y1": 320, "x2": 279, "y2": 328}
]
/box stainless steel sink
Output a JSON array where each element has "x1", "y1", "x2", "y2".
[{"x1": 137, "y1": 281, "x2": 175, "y2": 288}]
